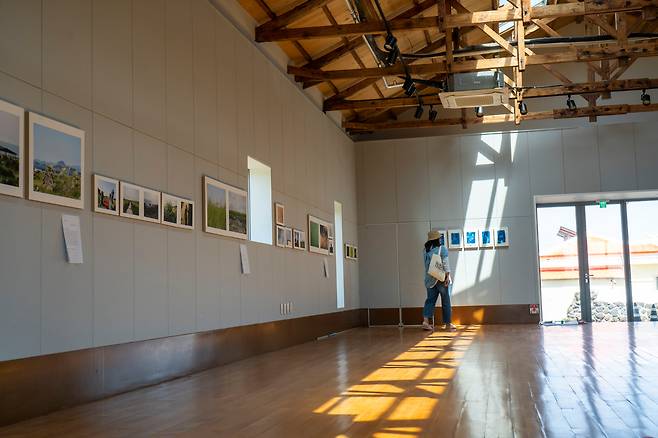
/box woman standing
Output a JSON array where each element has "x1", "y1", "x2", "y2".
[{"x1": 422, "y1": 230, "x2": 456, "y2": 331}]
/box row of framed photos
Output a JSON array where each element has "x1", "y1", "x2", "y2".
[
  {"x1": 274, "y1": 201, "x2": 335, "y2": 255},
  {"x1": 94, "y1": 174, "x2": 194, "y2": 229},
  {"x1": 345, "y1": 243, "x2": 358, "y2": 260},
  {"x1": 0, "y1": 99, "x2": 86, "y2": 208},
  {"x1": 438, "y1": 227, "x2": 510, "y2": 250}
]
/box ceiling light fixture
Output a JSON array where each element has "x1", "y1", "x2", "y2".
[
  {"x1": 518, "y1": 101, "x2": 528, "y2": 115},
  {"x1": 641, "y1": 89, "x2": 651, "y2": 106},
  {"x1": 428, "y1": 105, "x2": 438, "y2": 121},
  {"x1": 475, "y1": 106, "x2": 484, "y2": 118},
  {"x1": 566, "y1": 94, "x2": 577, "y2": 111}
]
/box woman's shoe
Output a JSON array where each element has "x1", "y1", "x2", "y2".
[
  {"x1": 445, "y1": 323, "x2": 457, "y2": 332},
  {"x1": 421, "y1": 322, "x2": 433, "y2": 331}
]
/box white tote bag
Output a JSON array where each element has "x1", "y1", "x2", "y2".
[{"x1": 427, "y1": 252, "x2": 446, "y2": 282}]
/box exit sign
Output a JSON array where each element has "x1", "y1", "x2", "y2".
[{"x1": 599, "y1": 200, "x2": 607, "y2": 208}]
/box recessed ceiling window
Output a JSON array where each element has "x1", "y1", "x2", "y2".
[{"x1": 247, "y1": 156, "x2": 272, "y2": 245}]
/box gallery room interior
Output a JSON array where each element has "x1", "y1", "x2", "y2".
[{"x1": 2, "y1": 0, "x2": 658, "y2": 436}]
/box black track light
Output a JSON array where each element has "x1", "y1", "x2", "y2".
[
  {"x1": 428, "y1": 105, "x2": 438, "y2": 122},
  {"x1": 385, "y1": 45, "x2": 399, "y2": 66},
  {"x1": 641, "y1": 89, "x2": 651, "y2": 106},
  {"x1": 518, "y1": 101, "x2": 528, "y2": 115},
  {"x1": 475, "y1": 106, "x2": 484, "y2": 118},
  {"x1": 414, "y1": 104, "x2": 424, "y2": 120},
  {"x1": 402, "y1": 76, "x2": 416, "y2": 97},
  {"x1": 566, "y1": 94, "x2": 577, "y2": 111},
  {"x1": 384, "y1": 33, "x2": 397, "y2": 51}
]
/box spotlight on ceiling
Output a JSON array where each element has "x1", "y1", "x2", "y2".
[
  {"x1": 403, "y1": 76, "x2": 416, "y2": 97},
  {"x1": 641, "y1": 89, "x2": 651, "y2": 106},
  {"x1": 414, "y1": 104, "x2": 424, "y2": 120},
  {"x1": 475, "y1": 106, "x2": 484, "y2": 118},
  {"x1": 518, "y1": 101, "x2": 528, "y2": 115},
  {"x1": 566, "y1": 94, "x2": 577, "y2": 111},
  {"x1": 384, "y1": 33, "x2": 397, "y2": 51},
  {"x1": 385, "y1": 46, "x2": 399, "y2": 66},
  {"x1": 428, "y1": 105, "x2": 438, "y2": 121}
]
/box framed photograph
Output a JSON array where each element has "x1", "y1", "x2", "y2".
[
  {"x1": 93, "y1": 174, "x2": 119, "y2": 216},
  {"x1": 284, "y1": 226, "x2": 293, "y2": 248},
  {"x1": 463, "y1": 229, "x2": 478, "y2": 249},
  {"x1": 293, "y1": 229, "x2": 306, "y2": 250},
  {"x1": 141, "y1": 188, "x2": 161, "y2": 223},
  {"x1": 28, "y1": 112, "x2": 85, "y2": 209},
  {"x1": 162, "y1": 193, "x2": 194, "y2": 229},
  {"x1": 274, "y1": 202, "x2": 285, "y2": 226},
  {"x1": 0, "y1": 99, "x2": 25, "y2": 198},
  {"x1": 448, "y1": 229, "x2": 462, "y2": 250},
  {"x1": 328, "y1": 238, "x2": 335, "y2": 255},
  {"x1": 308, "y1": 214, "x2": 331, "y2": 255},
  {"x1": 162, "y1": 193, "x2": 179, "y2": 226},
  {"x1": 495, "y1": 226, "x2": 510, "y2": 247},
  {"x1": 204, "y1": 176, "x2": 247, "y2": 240},
  {"x1": 437, "y1": 230, "x2": 447, "y2": 247},
  {"x1": 353, "y1": 246, "x2": 358, "y2": 259},
  {"x1": 479, "y1": 228, "x2": 494, "y2": 248},
  {"x1": 276, "y1": 225, "x2": 287, "y2": 248},
  {"x1": 180, "y1": 199, "x2": 194, "y2": 229},
  {"x1": 120, "y1": 182, "x2": 142, "y2": 218}
]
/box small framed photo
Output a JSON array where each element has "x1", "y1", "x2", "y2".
[
  {"x1": 28, "y1": 112, "x2": 85, "y2": 209},
  {"x1": 463, "y1": 229, "x2": 478, "y2": 249},
  {"x1": 276, "y1": 225, "x2": 293, "y2": 248},
  {"x1": 308, "y1": 215, "x2": 331, "y2": 255},
  {"x1": 353, "y1": 247, "x2": 358, "y2": 259},
  {"x1": 293, "y1": 229, "x2": 306, "y2": 250},
  {"x1": 448, "y1": 229, "x2": 462, "y2": 250},
  {"x1": 274, "y1": 202, "x2": 285, "y2": 225},
  {"x1": 438, "y1": 230, "x2": 447, "y2": 247},
  {"x1": 120, "y1": 182, "x2": 142, "y2": 219},
  {"x1": 479, "y1": 228, "x2": 494, "y2": 248},
  {"x1": 93, "y1": 174, "x2": 119, "y2": 216},
  {"x1": 162, "y1": 193, "x2": 195, "y2": 230},
  {"x1": 0, "y1": 99, "x2": 25, "y2": 198},
  {"x1": 495, "y1": 226, "x2": 509, "y2": 247},
  {"x1": 141, "y1": 188, "x2": 161, "y2": 223}
]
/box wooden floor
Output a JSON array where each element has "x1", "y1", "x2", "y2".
[{"x1": 2, "y1": 324, "x2": 658, "y2": 437}]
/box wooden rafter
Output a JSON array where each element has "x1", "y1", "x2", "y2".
[
  {"x1": 256, "y1": 0, "x2": 658, "y2": 41},
  {"x1": 289, "y1": 40, "x2": 658, "y2": 80},
  {"x1": 344, "y1": 103, "x2": 658, "y2": 132},
  {"x1": 256, "y1": 0, "x2": 331, "y2": 32},
  {"x1": 323, "y1": 78, "x2": 658, "y2": 111}
]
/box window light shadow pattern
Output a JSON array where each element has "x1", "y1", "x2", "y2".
[{"x1": 313, "y1": 326, "x2": 480, "y2": 437}]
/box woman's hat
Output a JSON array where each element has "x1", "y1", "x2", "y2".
[{"x1": 427, "y1": 230, "x2": 441, "y2": 241}]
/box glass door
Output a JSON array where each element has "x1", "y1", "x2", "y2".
[
  {"x1": 626, "y1": 200, "x2": 658, "y2": 321},
  {"x1": 537, "y1": 206, "x2": 582, "y2": 322},
  {"x1": 584, "y1": 204, "x2": 627, "y2": 322}
]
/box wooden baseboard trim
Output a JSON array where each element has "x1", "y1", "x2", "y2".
[
  {"x1": 0, "y1": 309, "x2": 367, "y2": 427},
  {"x1": 370, "y1": 305, "x2": 539, "y2": 326}
]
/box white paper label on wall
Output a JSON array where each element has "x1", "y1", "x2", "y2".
[
  {"x1": 61, "y1": 214, "x2": 83, "y2": 264},
  {"x1": 240, "y1": 244, "x2": 250, "y2": 274},
  {"x1": 323, "y1": 258, "x2": 329, "y2": 278}
]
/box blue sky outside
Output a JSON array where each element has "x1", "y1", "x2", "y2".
[
  {"x1": 33, "y1": 123, "x2": 81, "y2": 166},
  {"x1": 0, "y1": 110, "x2": 20, "y2": 153}
]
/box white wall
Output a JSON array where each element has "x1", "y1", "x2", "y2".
[
  {"x1": 356, "y1": 122, "x2": 658, "y2": 310},
  {"x1": 0, "y1": 0, "x2": 359, "y2": 361}
]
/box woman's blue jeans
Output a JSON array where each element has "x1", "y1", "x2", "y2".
[{"x1": 423, "y1": 282, "x2": 451, "y2": 323}]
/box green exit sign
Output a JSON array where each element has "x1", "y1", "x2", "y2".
[{"x1": 599, "y1": 200, "x2": 607, "y2": 208}]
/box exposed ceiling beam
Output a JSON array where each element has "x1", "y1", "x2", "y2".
[
  {"x1": 344, "y1": 102, "x2": 658, "y2": 131},
  {"x1": 323, "y1": 78, "x2": 658, "y2": 111},
  {"x1": 256, "y1": 0, "x2": 331, "y2": 33},
  {"x1": 298, "y1": 0, "x2": 437, "y2": 72},
  {"x1": 256, "y1": 0, "x2": 658, "y2": 41},
  {"x1": 289, "y1": 40, "x2": 658, "y2": 79}
]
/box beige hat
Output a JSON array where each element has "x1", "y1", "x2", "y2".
[{"x1": 427, "y1": 230, "x2": 441, "y2": 241}]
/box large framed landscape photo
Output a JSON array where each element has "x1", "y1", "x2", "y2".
[
  {"x1": 0, "y1": 99, "x2": 25, "y2": 198},
  {"x1": 203, "y1": 176, "x2": 248, "y2": 240},
  {"x1": 28, "y1": 112, "x2": 85, "y2": 209}
]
